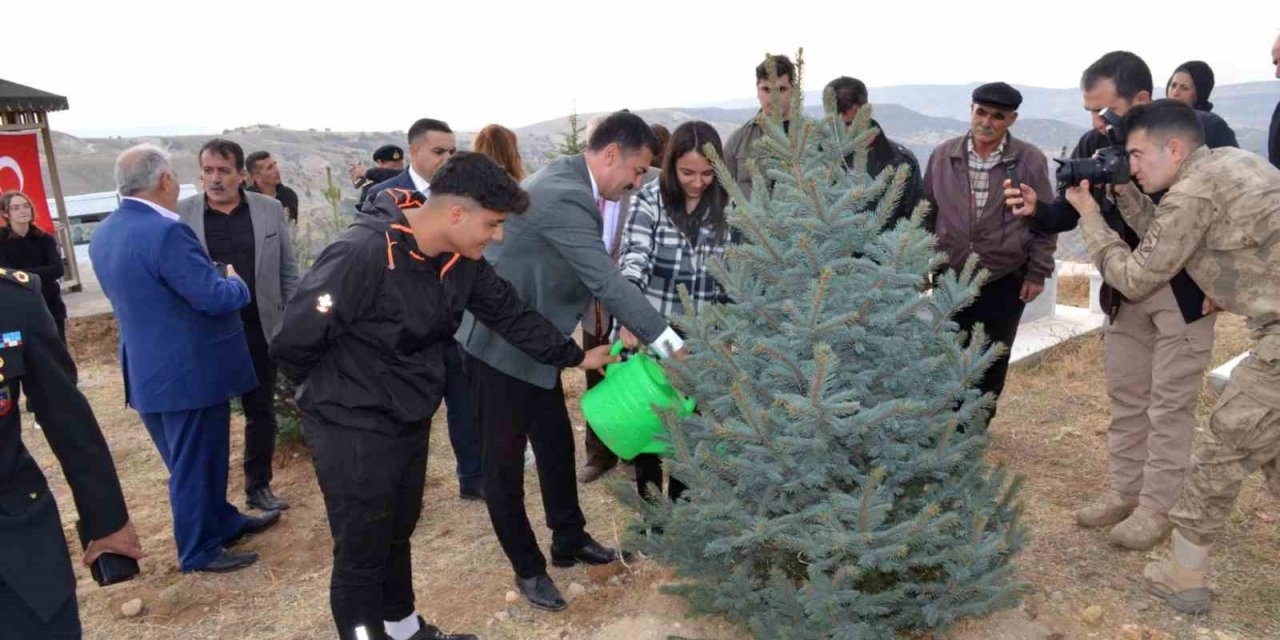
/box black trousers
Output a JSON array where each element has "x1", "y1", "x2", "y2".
[
  {"x1": 634, "y1": 453, "x2": 688, "y2": 503},
  {"x1": 581, "y1": 330, "x2": 618, "y2": 469},
  {"x1": 304, "y1": 417, "x2": 428, "y2": 640},
  {"x1": 468, "y1": 355, "x2": 587, "y2": 579},
  {"x1": 954, "y1": 270, "x2": 1027, "y2": 420},
  {"x1": 240, "y1": 322, "x2": 278, "y2": 494},
  {"x1": 442, "y1": 340, "x2": 482, "y2": 491}
]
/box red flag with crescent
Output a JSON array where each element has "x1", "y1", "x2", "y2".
[{"x1": 0, "y1": 131, "x2": 55, "y2": 233}]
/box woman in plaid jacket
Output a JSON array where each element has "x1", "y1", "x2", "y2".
[{"x1": 617, "y1": 121, "x2": 737, "y2": 503}]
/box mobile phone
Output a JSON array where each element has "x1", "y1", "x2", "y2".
[{"x1": 1003, "y1": 159, "x2": 1021, "y2": 192}]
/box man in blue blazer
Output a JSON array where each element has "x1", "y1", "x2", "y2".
[{"x1": 90, "y1": 144, "x2": 281, "y2": 574}]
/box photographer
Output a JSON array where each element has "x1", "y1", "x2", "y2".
[
  {"x1": 1069, "y1": 99, "x2": 1280, "y2": 614},
  {"x1": 1008, "y1": 51, "x2": 1218, "y2": 552}
]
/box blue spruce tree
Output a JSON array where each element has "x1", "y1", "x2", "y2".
[{"x1": 626, "y1": 51, "x2": 1028, "y2": 639}]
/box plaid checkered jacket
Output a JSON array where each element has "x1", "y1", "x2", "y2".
[{"x1": 618, "y1": 181, "x2": 732, "y2": 320}]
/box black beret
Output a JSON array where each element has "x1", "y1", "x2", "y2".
[
  {"x1": 972, "y1": 82, "x2": 1022, "y2": 111},
  {"x1": 373, "y1": 144, "x2": 404, "y2": 163}
]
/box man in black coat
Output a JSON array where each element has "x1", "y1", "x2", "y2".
[
  {"x1": 0, "y1": 268, "x2": 142, "y2": 638},
  {"x1": 826, "y1": 76, "x2": 924, "y2": 226},
  {"x1": 351, "y1": 144, "x2": 406, "y2": 208}
]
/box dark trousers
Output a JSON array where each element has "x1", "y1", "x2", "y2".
[
  {"x1": 140, "y1": 403, "x2": 247, "y2": 571},
  {"x1": 634, "y1": 453, "x2": 688, "y2": 503},
  {"x1": 240, "y1": 322, "x2": 278, "y2": 494},
  {"x1": 468, "y1": 355, "x2": 587, "y2": 579},
  {"x1": 443, "y1": 340, "x2": 482, "y2": 491},
  {"x1": 581, "y1": 330, "x2": 618, "y2": 469},
  {"x1": 304, "y1": 417, "x2": 428, "y2": 640},
  {"x1": 0, "y1": 575, "x2": 80, "y2": 640},
  {"x1": 954, "y1": 271, "x2": 1027, "y2": 420}
]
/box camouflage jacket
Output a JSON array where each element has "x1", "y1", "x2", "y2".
[{"x1": 1080, "y1": 146, "x2": 1280, "y2": 359}]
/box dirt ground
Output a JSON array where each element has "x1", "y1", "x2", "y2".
[{"x1": 25, "y1": 312, "x2": 1276, "y2": 639}]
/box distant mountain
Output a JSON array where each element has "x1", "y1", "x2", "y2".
[{"x1": 708, "y1": 80, "x2": 1278, "y2": 156}]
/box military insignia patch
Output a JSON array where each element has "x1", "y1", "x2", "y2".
[
  {"x1": 1135, "y1": 228, "x2": 1160, "y2": 266},
  {"x1": 1, "y1": 332, "x2": 22, "y2": 348},
  {"x1": 0, "y1": 387, "x2": 11, "y2": 418}
]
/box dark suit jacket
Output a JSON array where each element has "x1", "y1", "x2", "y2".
[
  {"x1": 0, "y1": 271, "x2": 129, "y2": 623},
  {"x1": 360, "y1": 169, "x2": 415, "y2": 212},
  {"x1": 90, "y1": 198, "x2": 257, "y2": 413},
  {"x1": 459, "y1": 155, "x2": 670, "y2": 389}
]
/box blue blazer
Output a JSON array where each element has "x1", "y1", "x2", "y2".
[
  {"x1": 89, "y1": 198, "x2": 257, "y2": 413},
  {"x1": 360, "y1": 169, "x2": 415, "y2": 211}
]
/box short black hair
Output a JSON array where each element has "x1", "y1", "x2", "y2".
[
  {"x1": 586, "y1": 110, "x2": 661, "y2": 156},
  {"x1": 1123, "y1": 99, "x2": 1205, "y2": 147},
  {"x1": 407, "y1": 118, "x2": 453, "y2": 146},
  {"x1": 199, "y1": 138, "x2": 245, "y2": 171},
  {"x1": 1082, "y1": 51, "x2": 1153, "y2": 101},
  {"x1": 430, "y1": 151, "x2": 530, "y2": 214},
  {"x1": 755, "y1": 54, "x2": 795, "y2": 84},
  {"x1": 826, "y1": 76, "x2": 868, "y2": 113},
  {"x1": 245, "y1": 150, "x2": 271, "y2": 175}
]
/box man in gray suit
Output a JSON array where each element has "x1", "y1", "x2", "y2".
[
  {"x1": 178, "y1": 139, "x2": 299, "y2": 513},
  {"x1": 459, "y1": 111, "x2": 684, "y2": 611}
]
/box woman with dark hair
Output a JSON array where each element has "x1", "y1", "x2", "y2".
[
  {"x1": 472, "y1": 124, "x2": 525, "y2": 181},
  {"x1": 649, "y1": 123, "x2": 671, "y2": 168},
  {"x1": 0, "y1": 191, "x2": 67, "y2": 342},
  {"x1": 1166, "y1": 61, "x2": 1216, "y2": 111},
  {"x1": 616, "y1": 120, "x2": 736, "y2": 503},
  {"x1": 1165, "y1": 60, "x2": 1238, "y2": 149}
]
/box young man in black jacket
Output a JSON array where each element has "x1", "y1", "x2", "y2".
[{"x1": 272, "y1": 152, "x2": 615, "y2": 640}]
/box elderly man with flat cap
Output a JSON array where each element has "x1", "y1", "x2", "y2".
[{"x1": 922, "y1": 81, "x2": 1057, "y2": 421}]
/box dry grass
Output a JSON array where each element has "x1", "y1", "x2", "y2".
[
  {"x1": 24, "y1": 313, "x2": 1277, "y2": 639},
  {"x1": 1056, "y1": 275, "x2": 1091, "y2": 309}
]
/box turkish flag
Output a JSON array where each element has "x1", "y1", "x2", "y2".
[{"x1": 0, "y1": 131, "x2": 55, "y2": 233}]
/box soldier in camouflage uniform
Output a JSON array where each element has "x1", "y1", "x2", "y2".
[{"x1": 1063, "y1": 99, "x2": 1280, "y2": 614}]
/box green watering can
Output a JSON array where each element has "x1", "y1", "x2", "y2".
[{"x1": 580, "y1": 341, "x2": 696, "y2": 459}]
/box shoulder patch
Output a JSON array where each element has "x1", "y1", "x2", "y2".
[{"x1": 0, "y1": 268, "x2": 34, "y2": 289}]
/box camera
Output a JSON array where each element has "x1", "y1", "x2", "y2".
[{"x1": 1054, "y1": 108, "x2": 1130, "y2": 188}]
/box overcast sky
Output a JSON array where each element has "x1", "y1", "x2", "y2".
[{"x1": 11, "y1": 0, "x2": 1279, "y2": 137}]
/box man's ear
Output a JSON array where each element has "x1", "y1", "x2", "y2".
[
  {"x1": 447, "y1": 203, "x2": 466, "y2": 225},
  {"x1": 1134, "y1": 90, "x2": 1153, "y2": 106},
  {"x1": 1008, "y1": 112, "x2": 1019, "y2": 126},
  {"x1": 1167, "y1": 137, "x2": 1190, "y2": 163}
]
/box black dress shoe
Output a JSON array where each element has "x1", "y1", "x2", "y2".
[
  {"x1": 515, "y1": 573, "x2": 567, "y2": 611},
  {"x1": 247, "y1": 487, "x2": 290, "y2": 511},
  {"x1": 194, "y1": 547, "x2": 258, "y2": 573},
  {"x1": 458, "y1": 483, "x2": 484, "y2": 502},
  {"x1": 550, "y1": 536, "x2": 618, "y2": 568},
  {"x1": 227, "y1": 509, "x2": 282, "y2": 547},
  {"x1": 407, "y1": 616, "x2": 479, "y2": 640}
]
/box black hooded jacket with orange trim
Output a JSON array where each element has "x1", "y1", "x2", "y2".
[{"x1": 271, "y1": 188, "x2": 584, "y2": 435}]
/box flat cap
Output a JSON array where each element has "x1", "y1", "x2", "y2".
[
  {"x1": 373, "y1": 144, "x2": 404, "y2": 162},
  {"x1": 972, "y1": 82, "x2": 1022, "y2": 111}
]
